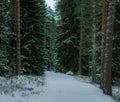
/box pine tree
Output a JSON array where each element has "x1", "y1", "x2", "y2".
[
  {"x1": 9, "y1": 0, "x2": 18, "y2": 75},
  {"x1": 0, "y1": 0, "x2": 10, "y2": 76},
  {"x1": 103, "y1": 0, "x2": 116, "y2": 96},
  {"x1": 45, "y1": 7, "x2": 57, "y2": 71},
  {"x1": 78, "y1": 0, "x2": 83, "y2": 75},
  {"x1": 20, "y1": 0, "x2": 46, "y2": 75},
  {"x1": 112, "y1": 0, "x2": 120, "y2": 85},
  {"x1": 16, "y1": 0, "x2": 21, "y2": 75},
  {"x1": 75, "y1": 0, "x2": 102, "y2": 77},
  {"x1": 9, "y1": 0, "x2": 21, "y2": 75},
  {"x1": 100, "y1": 0, "x2": 107, "y2": 89},
  {"x1": 56, "y1": 0, "x2": 80, "y2": 73}
]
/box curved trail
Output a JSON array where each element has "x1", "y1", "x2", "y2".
[
  {"x1": 1, "y1": 71, "x2": 114, "y2": 102},
  {"x1": 26, "y1": 71, "x2": 114, "y2": 102}
]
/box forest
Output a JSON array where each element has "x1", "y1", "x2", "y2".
[{"x1": 0, "y1": 0, "x2": 120, "y2": 102}]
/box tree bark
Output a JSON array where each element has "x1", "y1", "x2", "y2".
[
  {"x1": 10, "y1": 0, "x2": 21, "y2": 75},
  {"x1": 91, "y1": 1, "x2": 97, "y2": 83},
  {"x1": 100, "y1": 0, "x2": 107, "y2": 89},
  {"x1": 16, "y1": 0, "x2": 21, "y2": 75},
  {"x1": 78, "y1": 0, "x2": 83, "y2": 75},
  {"x1": 103, "y1": 0, "x2": 115, "y2": 96}
]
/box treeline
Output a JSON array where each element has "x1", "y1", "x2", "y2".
[
  {"x1": 55, "y1": 0, "x2": 120, "y2": 96},
  {"x1": 0, "y1": 0, "x2": 47, "y2": 76},
  {"x1": 0, "y1": 0, "x2": 120, "y2": 97}
]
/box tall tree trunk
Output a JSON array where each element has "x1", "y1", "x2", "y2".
[
  {"x1": 16, "y1": 0, "x2": 21, "y2": 75},
  {"x1": 103, "y1": 0, "x2": 115, "y2": 96},
  {"x1": 91, "y1": 2, "x2": 97, "y2": 83},
  {"x1": 10, "y1": 0, "x2": 16, "y2": 32},
  {"x1": 78, "y1": 0, "x2": 83, "y2": 75},
  {"x1": 10, "y1": 0, "x2": 21, "y2": 75},
  {"x1": 100, "y1": 0, "x2": 107, "y2": 89}
]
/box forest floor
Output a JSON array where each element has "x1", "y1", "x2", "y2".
[{"x1": 0, "y1": 71, "x2": 117, "y2": 102}]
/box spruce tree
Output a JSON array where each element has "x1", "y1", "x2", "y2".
[
  {"x1": 45, "y1": 7, "x2": 57, "y2": 71},
  {"x1": 56, "y1": 0, "x2": 80, "y2": 73},
  {"x1": 0, "y1": 0, "x2": 10, "y2": 76},
  {"x1": 112, "y1": 1, "x2": 120, "y2": 85},
  {"x1": 20, "y1": 0, "x2": 46, "y2": 75},
  {"x1": 103, "y1": 0, "x2": 116, "y2": 96}
]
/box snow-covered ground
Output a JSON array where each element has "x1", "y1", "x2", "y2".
[{"x1": 0, "y1": 71, "x2": 115, "y2": 102}]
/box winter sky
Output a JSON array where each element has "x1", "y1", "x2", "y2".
[{"x1": 45, "y1": 0, "x2": 56, "y2": 10}]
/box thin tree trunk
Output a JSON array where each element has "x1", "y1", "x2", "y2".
[
  {"x1": 100, "y1": 0, "x2": 107, "y2": 89},
  {"x1": 103, "y1": 0, "x2": 115, "y2": 96},
  {"x1": 16, "y1": 0, "x2": 21, "y2": 75},
  {"x1": 78, "y1": 0, "x2": 83, "y2": 75},
  {"x1": 91, "y1": 2, "x2": 97, "y2": 83},
  {"x1": 10, "y1": 0, "x2": 16, "y2": 32},
  {"x1": 10, "y1": 0, "x2": 21, "y2": 75}
]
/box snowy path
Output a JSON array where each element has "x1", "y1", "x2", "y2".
[
  {"x1": 0, "y1": 71, "x2": 115, "y2": 102},
  {"x1": 23, "y1": 71, "x2": 114, "y2": 102}
]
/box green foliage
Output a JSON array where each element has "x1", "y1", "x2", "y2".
[
  {"x1": 56, "y1": 0, "x2": 80, "y2": 73},
  {"x1": 112, "y1": 2, "x2": 120, "y2": 83},
  {"x1": 20, "y1": 0, "x2": 46, "y2": 75},
  {"x1": 44, "y1": 7, "x2": 57, "y2": 71},
  {"x1": 0, "y1": 1, "x2": 11, "y2": 76}
]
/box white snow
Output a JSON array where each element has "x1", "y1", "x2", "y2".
[
  {"x1": 45, "y1": 0, "x2": 55, "y2": 10},
  {"x1": 112, "y1": 86, "x2": 120, "y2": 101},
  {"x1": 0, "y1": 71, "x2": 115, "y2": 102},
  {"x1": 66, "y1": 70, "x2": 74, "y2": 75}
]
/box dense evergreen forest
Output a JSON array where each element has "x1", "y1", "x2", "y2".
[{"x1": 0, "y1": 0, "x2": 120, "y2": 100}]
